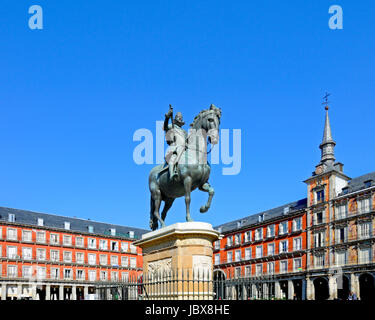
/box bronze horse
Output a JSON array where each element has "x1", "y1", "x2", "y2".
[{"x1": 148, "y1": 105, "x2": 221, "y2": 230}]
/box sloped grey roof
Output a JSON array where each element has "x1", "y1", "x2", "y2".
[
  {"x1": 214, "y1": 198, "x2": 307, "y2": 234},
  {"x1": 338, "y1": 171, "x2": 375, "y2": 196},
  {"x1": 0, "y1": 206, "x2": 148, "y2": 240}
]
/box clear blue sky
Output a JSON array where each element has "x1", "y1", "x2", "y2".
[{"x1": 1, "y1": 0, "x2": 374, "y2": 230}]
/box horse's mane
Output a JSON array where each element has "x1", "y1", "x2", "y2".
[{"x1": 190, "y1": 105, "x2": 222, "y2": 129}]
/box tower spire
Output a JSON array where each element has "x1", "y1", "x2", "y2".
[{"x1": 319, "y1": 93, "x2": 336, "y2": 168}]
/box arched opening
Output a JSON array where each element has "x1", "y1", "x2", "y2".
[
  {"x1": 313, "y1": 277, "x2": 329, "y2": 301},
  {"x1": 359, "y1": 273, "x2": 375, "y2": 301},
  {"x1": 293, "y1": 279, "x2": 303, "y2": 300},
  {"x1": 279, "y1": 280, "x2": 288, "y2": 299},
  {"x1": 337, "y1": 274, "x2": 350, "y2": 300},
  {"x1": 213, "y1": 270, "x2": 226, "y2": 300}
]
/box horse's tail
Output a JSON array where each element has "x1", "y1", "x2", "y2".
[{"x1": 149, "y1": 195, "x2": 158, "y2": 231}]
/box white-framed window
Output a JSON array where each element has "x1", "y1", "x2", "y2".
[
  {"x1": 314, "y1": 211, "x2": 324, "y2": 225},
  {"x1": 335, "y1": 250, "x2": 347, "y2": 266},
  {"x1": 358, "y1": 222, "x2": 371, "y2": 239},
  {"x1": 111, "y1": 241, "x2": 119, "y2": 251},
  {"x1": 279, "y1": 240, "x2": 288, "y2": 253},
  {"x1": 75, "y1": 236, "x2": 84, "y2": 247},
  {"x1": 36, "y1": 248, "x2": 46, "y2": 261},
  {"x1": 244, "y1": 247, "x2": 251, "y2": 260},
  {"x1": 226, "y1": 236, "x2": 233, "y2": 247},
  {"x1": 76, "y1": 269, "x2": 85, "y2": 281},
  {"x1": 63, "y1": 251, "x2": 72, "y2": 263},
  {"x1": 99, "y1": 254, "x2": 107, "y2": 265},
  {"x1": 36, "y1": 231, "x2": 46, "y2": 243},
  {"x1": 279, "y1": 221, "x2": 288, "y2": 235},
  {"x1": 214, "y1": 254, "x2": 220, "y2": 265},
  {"x1": 64, "y1": 222, "x2": 70, "y2": 230},
  {"x1": 7, "y1": 228, "x2": 17, "y2": 241},
  {"x1": 99, "y1": 239, "x2": 108, "y2": 250},
  {"x1": 0, "y1": 245, "x2": 2, "y2": 258},
  {"x1": 293, "y1": 258, "x2": 302, "y2": 272},
  {"x1": 234, "y1": 234, "x2": 241, "y2": 245},
  {"x1": 37, "y1": 218, "x2": 44, "y2": 226},
  {"x1": 121, "y1": 242, "x2": 129, "y2": 252},
  {"x1": 235, "y1": 250, "x2": 241, "y2": 262},
  {"x1": 110, "y1": 228, "x2": 116, "y2": 236},
  {"x1": 22, "y1": 266, "x2": 32, "y2": 279},
  {"x1": 267, "y1": 224, "x2": 275, "y2": 238},
  {"x1": 64, "y1": 268, "x2": 73, "y2": 280},
  {"x1": 234, "y1": 267, "x2": 241, "y2": 278},
  {"x1": 130, "y1": 257, "x2": 137, "y2": 268},
  {"x1": 315, "y1": 189, "x2": 325, "y2": 204},
  {"x1": 359, "y1": 247, "x2": 371, "y2": 264},
  {"x1": 111, "y1": 255, "x2": 119, "y2": 266},
  {"x1": 255, "y1": 245, "x2": 263, "y2": 258},
  {"x1": 121, "y1": 256, "x2": 129, "y2": 267},
  {"x1": 50, "y1": 233, "x2": 59, "y2": 245},
  {"x1": 226, "y1": 251, "x2": 233, "y2": 263},
  {"x1": 88, "y1": 253, "x2": 96, "y2": 265},
  {"x1": 8, "y1": 213, "x2": 15, "y2": 223},
  {"x1": 121, "y1": 272, "x2": 129, "y2": 282},
  {"x1": 267, "y1": 262, "x2": 275, "y2": 275},
  {"x1": 255, "y1": 264, "x2": 262, "y2": 276},
  {"x1": 7, "y1": 246, "x2": 18, "y2": 259},
  {"x1": 280, "y1": 260, "x2": 288, "y2": 273},
  {"x1": 88, "y1": 270, "x2": 96, "y2": 282},
  {"x1": 245, "y1": 266, "x2": 251, "y2": 277},
  {"x1": 336, "y1": 204, "x2": 347, "y2": 219},
  {"x1": 244, "y1": 231, "x2": 251, "y2": 243},
  {"x1": 37, "y1": 267, "x2": 46, "y2": 280},
  {"x1": 63, "y1": 235, "x2": 72, "y2": 246},
  {"x1": 0, "y1": 227, "x2": 2, "y2": 239},
  {"x1": 358, "y1": 198, "x2": 370, "y2": 214},
  {"x1": 292, "y1": 217, "x2": 302, "y2": 232},
  {"x1": 254, "y1": 228, "x2": 263, "y2": 241},
  {"x1": 22, "y1": 247, "x2": 32, "y2": 260},
  {"x1": 100, "y1": 270, "x2": 107, "y2": 281},
  {"x1": 214, "y1": 240, "x2": 220, "y2": 250},
  {"x1": 51, "y1": 268, "x2": 60, "y2": 280},
  {"x1": 22, "y1": 230, "x2": 32, "y2": 242},
  {"x1": 76, "y1": 252, "x2": 84, "y2": 264},
  {"x1": 88, "y1": 225, "x2": 94, "y2": 233},
  {"x1": 314, "y1": 254, "x2": 325, "y2": 268},
  {"x1": 314, "y1": 231, "x2": 325, "y2": 248},
  {"x1": 88, "y1": 238, "x2": 96, "y2": 249},
  {"x1": 267, "y1": 243, "x2": 275, "y2": 256},
  {"x1": 111, "y1": 271, "x2": 119, "y2": 282},
  {"x1": 130, "y1": 244, "x2": 137, "y2": 254},
  {"x1": 7, "y1": 265, "x2": 17, "y2": 278},
  {"x1": 50, "y1": 250, "x2": 59, "y2": 262},
  {"x1": 335, "y1": 226, "x2": 347, "y2": 244},
  {"x1": 293, "y1": 237, "x2": 302, "y2": 251}
]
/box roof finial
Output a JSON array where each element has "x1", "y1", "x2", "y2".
[{"x1": 322, "y1": 92, "x2": 330, "y2": 110}]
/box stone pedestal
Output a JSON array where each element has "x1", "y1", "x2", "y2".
[{"x1": 134, "y1": 222, "x2": 220, "y2": 300}]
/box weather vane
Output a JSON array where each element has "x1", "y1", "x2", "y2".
[{"x1": 322, "y1": 92, "x2": 331, "y2": 110}]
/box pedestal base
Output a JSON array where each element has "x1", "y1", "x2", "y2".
[{"x1": 134, "y1": 222, "x2": 220, "y2": 300}]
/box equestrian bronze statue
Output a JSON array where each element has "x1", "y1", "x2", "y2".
[{"x1": 148, "y1": 104, "x2": 222, "y2": 230}]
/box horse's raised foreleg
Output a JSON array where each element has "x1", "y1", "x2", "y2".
[
  {"x1": 161, "y1": 197, "x2": 174, "y2": 222},
  {"x1": 183, "y1": 176, "x2": 193, "y2": 222},
  {"x1": 199, "y1": 182, "x2": 214, "y2": 213}
]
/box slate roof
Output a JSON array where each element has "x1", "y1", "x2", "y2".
[
  {"x1": 0, "y1": 206, "x2": 148, "y2": 240},
  {"x1": 214, "y1": 198, "x2": 307, "y2": 234},
  {"x1": 337, "y1": 171, "x2": 375, "y2": 196}
]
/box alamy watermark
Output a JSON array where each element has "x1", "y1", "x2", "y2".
[
  {"x1": 133, "y1": 121, "x2": 242, "y2": 176},
  {"x1": 329, "y1": 5, "x2": 343, "y2": 30}
]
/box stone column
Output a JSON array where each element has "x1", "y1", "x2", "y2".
[
  {"x1": 45, "y1": 284, "x2": 51, "y2": 300},
  {"x1": 1, "y1": 283, "x2": 6, "y2": 300},
  {"x1": 328, "y1": 275, "x2": 337, "y2": 300},
  {"x1": 84, "y1": 286, "x2": 89, "y2": 300},
  {"x1": 275, "y1": 281, "x2": 281, "y2": 299},
  {"x1": 72, "y1": 285, "x2": 77, "y2": 300},
  {"x1": 31, "y1": 284, "x2": 37, "y2": 300},
  {"x1": 350, "y1": 273, "x2": 360, "y2": 299},
  {"x1": 17, "y1": 284, "x2": 22, "y2": 300},
  {"x1": 306, "y1": 277, "x2": 314, "y2": 300},
  {"x1": 59, "y1": 285, "x2": 64, "y2": 300},
  {"x1": 301, "y1": 279, "x2": 307, "y2": 300},
  {"x1": 288, "y1": 280, "x2": 294, "y2": 300},
  {"x1": 251, "y1": 283, "x2": 257, "y2": 299}
]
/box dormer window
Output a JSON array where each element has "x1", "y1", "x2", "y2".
[
  {"x1": 8, "y1": 214, "x2": 15, "y2": 223},
  {"x1": 342, "y1": 187, "x2": 349, "y2": 194},
  {"x1": 88, "y1": 225, "x2": 94, "y2": 233},
  {"x1": 364, "y1": 180, "x2": 373, "y2": 189},
  {"x1": 258, "y1": 214, "x2": 264, "y2": 223},
  {"x1": 110, "y1": 228, "x2": 116, "y2": 236},
  {"x1": 37, "y1": 218, "x2": 44, "y2": 226},
  {"x1": 64, "y1": 222, "x2": 70, "y2": 230}
]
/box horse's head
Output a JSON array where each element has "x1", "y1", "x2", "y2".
[{"x1": 191, "y1": 104, "x2": 221, "y2": 145}]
